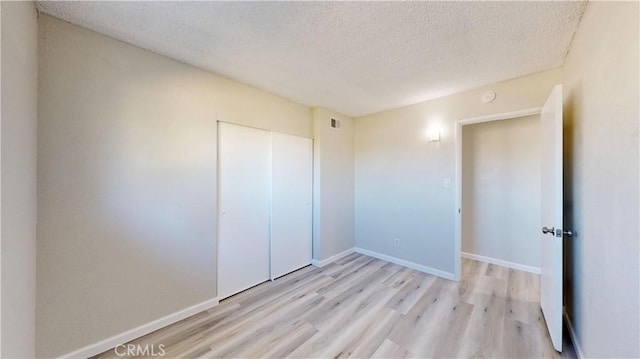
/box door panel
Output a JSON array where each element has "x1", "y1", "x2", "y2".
[
  {"x1": 540, "y1": 84, "x2": 564, "y2": 352},
  {"x1": 218, "y1": 122, "x2": 271, "y2": 299},
  {"x1": 270, "y1": 133, "x2": 313, "y2": 279}
]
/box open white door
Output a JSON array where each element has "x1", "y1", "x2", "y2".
[{"x1": 540, "y1": 84, "x2": 570, "y2": 352}]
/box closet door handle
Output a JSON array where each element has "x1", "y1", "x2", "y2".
[{"x1": 542, "y1": 226, "x2": 554, "y2": 235}]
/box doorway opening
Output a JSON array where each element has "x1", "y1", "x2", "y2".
[{"x1": 454, "y1": 108, "x2": 542, "y2": 281}]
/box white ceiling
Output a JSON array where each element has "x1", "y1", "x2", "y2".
[{"x1": 36, "y1": 1, "x2": 587, "y2": 117}]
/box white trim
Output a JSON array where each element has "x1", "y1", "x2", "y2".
[
  {"x1": 59, "y1": 297, "x2": 219, "y2": 359},
  {"x1": 311, "y1": 248, "x2": 355, "y2": 267},
  {"x1": 564, "y1": 309, "x2": 584, "y2": 359},
  {"x1": 461, "y1": 252, "x2": 541, "y2": 274},
  {"x1": 456, "y1": 107, "x2": 542, "y2": 126},
  {"x1": 354, "y1": 247, "x2": 455, "y2": 280},
  {"x1": 0, "y1": 3, "x2": 3, "y2": 355},
  {"x1": 455, "y1": 107, "x2": 542, "y2": 281},
  {"x1": 311, "y1": 247, "x2": 354, "y2": 267},
  {"x1": 268, "y1": 132, "x2": 274, "y2": 280}
]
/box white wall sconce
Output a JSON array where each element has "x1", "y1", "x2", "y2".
[{"x1": 428, "y1": 127, "x2": 441, "y2": 142}]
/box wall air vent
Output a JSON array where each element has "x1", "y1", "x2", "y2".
[{"x1": 330, "y1": 118, "x2": 341, "y2": 130}]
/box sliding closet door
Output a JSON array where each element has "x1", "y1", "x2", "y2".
[
  {"x1": 218, "y1": 122, "x2": 271, "y2": 299},
  {"x1": 270, "y1": 133, "x2": 313, "y2": 279}
]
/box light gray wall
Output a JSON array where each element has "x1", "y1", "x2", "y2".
[
  {"x1": 37, "y1": 15, "x2": 311, "y2": 357},
  {"x1": 312, "y1": 108, "x2": 355, "y2": 261},
  {"x1": 563, "y1": 2, "x2": 639, "y2": 357},
  {"x1": 1, "y1": 2, "x2": 38, "y2": 358},
  {"x1": 355, "y1": 68, "x2": 561, "y2": 275},
  {"x1": 462, "y1": 115, "x2": 541, "y2": 268}
]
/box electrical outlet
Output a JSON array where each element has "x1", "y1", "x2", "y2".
[{"x1": 394, "y1": 238, "x2": 400, "y2": 247}]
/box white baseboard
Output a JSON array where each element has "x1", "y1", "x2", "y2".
[
  {"x1": 564, "y1": 309, "x2": 584, "y2": 359},
  {"x1": 60, "y1": 297, "x2": 219, "y2": 358},
  {"x1": 312, "y1": 248, "x2": 355, "y2": 267},
  {"x1": 354, "y1": 247, "x2": 455, "y2": 280},
  {"x1": 461, "y1": 252, "x2": 541, "y2": 274}
]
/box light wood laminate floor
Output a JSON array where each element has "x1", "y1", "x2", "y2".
[{"x1": 95, "y1": 253, "x2": 574, "y2": 358}]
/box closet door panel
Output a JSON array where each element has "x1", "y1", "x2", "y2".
[
  {"x1": 271, "y1": 132, "x2": 313, "y2": 278},
  {"x1": 218, "y1": 122, "x2": 271, "y2": 299}
]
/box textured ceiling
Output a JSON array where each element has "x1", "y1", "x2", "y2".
[{"x1": 36, "y1": 1, "x2": 587, "y2": 117}]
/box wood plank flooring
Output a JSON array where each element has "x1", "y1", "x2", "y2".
[{"x1": 94, "y1": 254, "x2": 572, "y2": 358}]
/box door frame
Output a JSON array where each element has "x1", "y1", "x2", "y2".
[
  {"x1": 216, "y1": 120, "x2": 315, "y2": 298},
  {"x1": 453, "y1": 107, "x2": 542, "y2": 281}
]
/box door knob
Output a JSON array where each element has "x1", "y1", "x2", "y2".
[{"x1": 542, "y1": 226, "x2": 574, "y2": 237}]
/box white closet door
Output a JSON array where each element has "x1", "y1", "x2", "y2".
[
  {"x1": 218, "y1": 122, "x2": 271, "y2": 299},
  {"x1": 270, "y1": 132, "x2": 313, "y2": 279}
]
